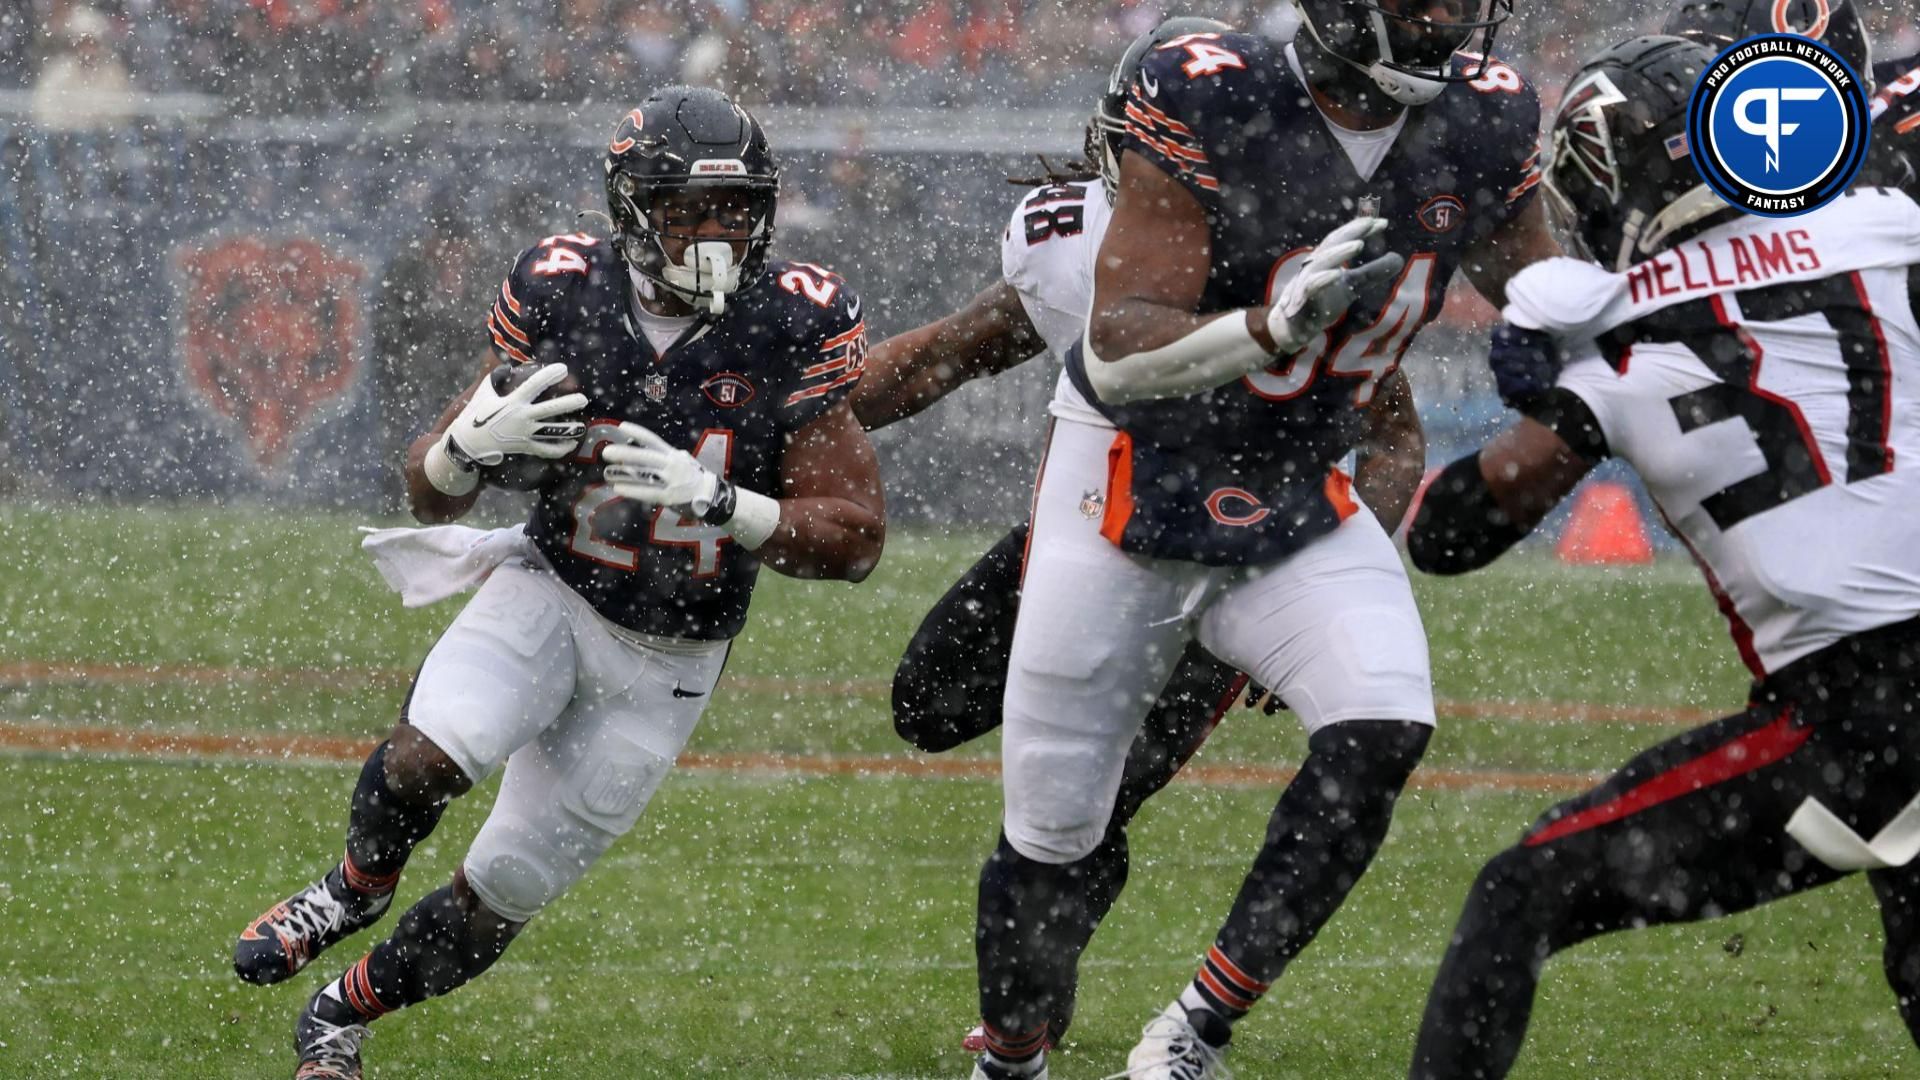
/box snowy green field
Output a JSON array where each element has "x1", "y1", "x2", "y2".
[{"x1": 0, "y1": 504, "x2": 1908, "y2": 1078}]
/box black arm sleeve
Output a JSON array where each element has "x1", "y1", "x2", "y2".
[
  {"x1": 1406, "y1": 452, "x2": 1531, "y2": 576},
  {"x1": 1526, "y1": 387, "x2": 1610, "y2": 462}
]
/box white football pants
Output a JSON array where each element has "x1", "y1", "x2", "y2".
[
  {"x1": 1002, "y1": 418, "x2": 1435, "y2": 863},
  {"x1": 407, "y1": 554, "x2": 728, "y2": 922}
]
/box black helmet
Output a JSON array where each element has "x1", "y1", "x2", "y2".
[
  {"x1": 1293, "y1": 0, "x2": 1516, "y2": 107},
  {"x1": 1543, "y1": 36, "x2": 1734, "y2": 271},
  {"x1": 604, "y1": 85, "x2": 779, "y2": 314},
  {"x1": 1089, "y1": 16, "x2": 1234, "y2": 204},
  {"x1": 1664, "y1": 0, "x2": 1873, "y2": 91}
]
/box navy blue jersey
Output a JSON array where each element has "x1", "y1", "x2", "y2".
[
  {"x1": 1065, "y1": 30, "x2": 1541, "y2": 566},
  {"x1": 1871, "y1": 52, "x2": 1919, "y2": 198},
  {"x1": 484, "y1": 234, "x2": 865, "y2": 639}
]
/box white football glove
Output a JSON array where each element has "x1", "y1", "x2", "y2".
[
  {"x1": 446, "y1": 364, "x2": 589, "y2": 467},
  {"x1": 602, "y1": 422, "x2": 723, "y2": 514},
  {"x1": 1266, "y1": 216, "x2": 1406, "y2": 355}
]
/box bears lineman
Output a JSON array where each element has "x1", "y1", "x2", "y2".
[
  {"x1": 851, "y1": 14, "x2": 1428, "y2": 1054},
  {"x1": 233, "y1": 85, "x2": 884, "y2": 1079},
  {"x1": 1407, "y1": 34, "x2": 1920, "y2": 1078},
  {"x1": 966, "y1": 0, "x2": 1567, "y2": 1076}
]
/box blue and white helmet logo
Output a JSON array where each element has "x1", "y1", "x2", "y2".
[{"x1": 1687, "y1": 33, "x2": 1870, "y2": 217}]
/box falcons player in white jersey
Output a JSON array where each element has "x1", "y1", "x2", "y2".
[
  {"x1": 1406, "y1": 36, "x2": 1920, "y2": 1078},
  {"x1": 849, "y1": 17, "x2": 1427, "y2": 1061}
]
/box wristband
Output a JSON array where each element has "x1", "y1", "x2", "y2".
[
  {"x1": 697, "y1": 478, "x2": 739, "y2": 527},
  {"x1": 424, "y1": 434, "x2": 480, "y2": 497},
  {"x1": 715, "y1": 486, "x2": 780, "y2": 551}
]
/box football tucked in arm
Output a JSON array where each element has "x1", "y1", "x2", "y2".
[{"x1": 478, "y1": 363, "x2": 585, "y2": 491}]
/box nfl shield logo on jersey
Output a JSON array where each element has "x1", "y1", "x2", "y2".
[
  {"x1": 1080, "y1": 488, "x2": 1106, "y2": 519},
  {"x1": 645, "y1": 373, "x2": 669, "y2": 402}
]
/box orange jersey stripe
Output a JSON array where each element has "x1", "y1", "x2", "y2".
[
  {"x1": 783, "y1": 369, "x2": 863, "y2": 405},
  {"x1": 817, "y1": 321, "x2": 867, "y2": 351},
  {"x1": 488, "y1": 309, "x2": 530, "y2": 351},
  {"x1": 1134, "y1": 98, "x2": 1195, "y2": 136},
  {"x1": 1099, "y1": 430, "x2": 1136, "y2": 546},
  {"x1": 499, "y1": 279, "x2": 523, "y2": 315},
  {"x1": 1123, "y1": 105, "x2": 1207, "y2": 156},
  {"x1": 1325, "y1": 468, "x2": 1359, "y2": 522},
  {"x1": 488, "y1": 324, "x2": 533, "y2": 365},
  {"x1": 491, "y1": 301, "x2": 531, "y2": 344},
  {"x1": 802, "y1": 356, "x2": 853, "y2": 379}
]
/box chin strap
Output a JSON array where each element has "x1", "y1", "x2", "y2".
[{"x1": 1296, "y1": 5, "x2": 1448, "y2": 107}]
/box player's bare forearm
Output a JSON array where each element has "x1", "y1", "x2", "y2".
[
  {"x1": 852, "y1": 282, "x2": 1045, "y2": 432},
  {"x1": 404, "y1": 359, "x2": 493, "y2": 524},
  {"x1": 1461, "y1": 198, "x2": 1562, "y2": 309},
  {"x1": 1480, "y1": 416, "x2": 1595, "y2": 530},
  {"x1": 764, "y1": 402, "x2": 886, "y2": 581},
  {"x1": 1409, "y1": 417, "x2": 1592, "y2": 575},
  {"x1": 1088, "y1": 152, "x2": 1277, "y2": 357},
  {"x1": 756, "y1": 496, "x2": 886, "y2": 581},
  {"x1": 1354, "y1": 369, "x2": 1425, "y2": 535}
]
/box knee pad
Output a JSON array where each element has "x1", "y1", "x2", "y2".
[
  {"x1": 464, "y1": 749, "x2": 672, "y2": 922},
  {"x1": 1005, "y1": 816, "x2": 1106, "y2": 865},
  {"x1": 464, "y1": 810, "x2": 618, "y2": 924},
  {"x1": 1003, "y1": 727, "x2": 1131, "y2": 865}
]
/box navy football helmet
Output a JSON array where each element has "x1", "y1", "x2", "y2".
[
  {"x1": 1293, "y1": 0, "x2": 1516, "y2": 106},
  {"x1": 604, "y1": 85, "x2": 778, "y2": 314},
  {"x1": 1543, "y1": 36, "x2": 1735, "y2": 271},
  {"x1": 1664, "y1": 0, "x2": 1873, "y2": 90}
]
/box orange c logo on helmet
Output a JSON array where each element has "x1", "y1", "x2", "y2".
[
  {"x1": 609, "y1": 108, "x2": 646, "y2": 154},
  {"x1": 1206, "y1": 488, "x2": 1271, "y2": 527},
  {"x1": 1772, "y1": 0, "x2": 1831, "y2": 40}
]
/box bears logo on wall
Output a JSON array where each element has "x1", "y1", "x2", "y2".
[{"x1": 173, "y1": 234, "x2": 367, "y2": 474}]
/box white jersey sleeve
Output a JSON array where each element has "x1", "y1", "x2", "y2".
[
  {"x1": 999, "y1": 180, "x2": 1113, "y2": 428},
  {"x1": 1551, "y1": 188, "x2": 1920, "y2": 676},
  {"x1": 1506, "y1": 191, "x2": 1920, "y2": 338}
]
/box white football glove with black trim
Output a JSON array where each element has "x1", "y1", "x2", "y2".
[
  {"x1": 602, "y1": 422, "x2": 723, "y2": 514},
  {"x1": 1266, "y1": 216, "x2": 1405, "y2": 355},
  {"x1": 446, "y1": 364, "x2": 589, "y2": 466}
]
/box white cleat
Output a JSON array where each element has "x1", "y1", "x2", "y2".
[{"x1": 1114, "y1": 1003, "x2": 1232, "y2": 1080}]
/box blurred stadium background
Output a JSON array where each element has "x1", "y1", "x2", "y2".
[
  {"x1": 0, "y1": 0, "x2": 1906, "y2": 524},
  {"x1": 3, "y1": 3, "x2": 1920, "y2": 1077}
]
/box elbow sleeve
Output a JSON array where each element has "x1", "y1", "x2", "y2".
[{"x1": 1406, "y1": 452, "x2": 1530, "y2": 575}]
